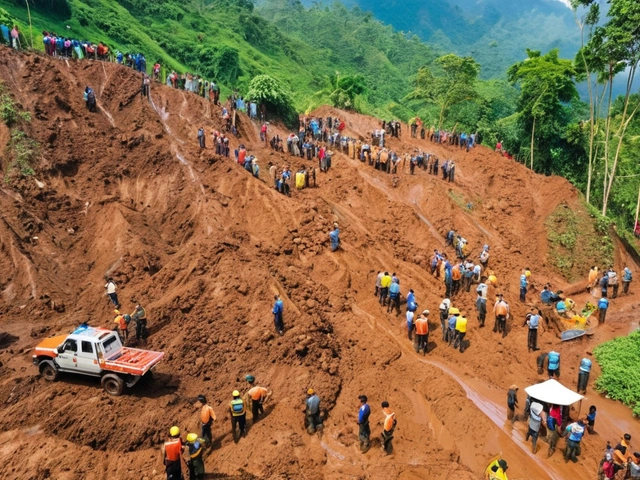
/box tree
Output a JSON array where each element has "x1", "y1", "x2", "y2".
[
  {"x1": 315, "y1": 72, "x2": 366, "y2": 111},
  {"x1": 406, "y1": 54, "x2": 480, "y2": 129},
  {"x1": 246, "y1": 74, "x2": 296, "y2": 125},
  {"x1": 507, "y1": 49, "x2": 578, "y2": 172}
]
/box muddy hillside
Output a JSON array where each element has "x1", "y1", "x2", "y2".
[{"x1": 0, "y1": 48, "x2": 639, "y2": 480}]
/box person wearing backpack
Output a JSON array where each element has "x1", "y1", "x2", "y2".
[
  {"x1": 599, "y1": 271, "x2": 609, "y2": 298},
  {"x1": 608, "y1": 267, "x2": 619, "y2": 298},
  {"x1": 623, "y1": 266, "x2": 633, "y2": 295},
  {"x1": 229, "y1": 390, "x2": 246, "y2": 441}
]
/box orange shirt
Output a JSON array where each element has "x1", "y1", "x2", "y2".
[
  {"x1": 200, "y1": 404, "x2": 216, "y2": 423},
  {"x1": 248, "y1": 386, "x2": 268, "y2": 401},
  {"x1": 164, "y1": 438, "x2": 182, "y2": 462},
  {"x1": 414, "y1": 317, "x2": 429, "y2": 335},
  {"x1": 114, "y1": 315, "x2": 126, "y2": 330},
  {"x1": 494, "y1": 301, "x2": 508, "y2": 316},
  {"x1": 383, "y1": 408, "x2": 396, "y2": 432},
  {"x1": 451, "y1": 266, "x2": 461, "y2": 280}
]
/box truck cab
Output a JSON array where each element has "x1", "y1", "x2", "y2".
[{"x1": 33, "y1": 324, "x2": 164, "y2": 395}]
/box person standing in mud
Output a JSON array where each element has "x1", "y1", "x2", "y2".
[
  {"x1": 439, "y1": 298, "x2": 451, "y2": 340},
  {"x1": 161, "y1": 426, "x2": 185, "y2": 480},
  {"x1": 623, "y1": 266, "x2": 633, "y2": 294},
  {"x1": 272, "y1": 295, "x2": 284, "y2": 335},
  {"x1": 104, "y1": 277, "x2": 120, "y2": 308},
  {"x1": 493, "y1": 294, "x2": 509, "y2": 337},
  {"x1": 523, "y1": 308, "x2": 540, "y2": 352},
  {"x1": 131, "y1": 303, "x2": 148, "y2": 343},
  {"x1": 305, "y1": 389, "x2": 322, "y2": 434},
  {"x1": 381, "y1": 401, "x2": 396, "y2": 455},
  {"x1": 507, "y1": 385, "x2": 518, "y2": 421},
  {"x1": 141, "y1": 73, "x2": 150, "y2": 99},
  {"x1": 357, "y1": 395, "x2": 371, "y2": 452},
  {"x1": 476, "y1": 283, "x2": 487, "y2": 327},
  {"x1": 197, "y1": 127, "x2": 205, "y2": 149},
  {"x1": 414, "y1": 310, "x2": 429, "y2": 354},
  {"x1": 197, "y1": 394, "x2": 216, "y2": 447}
]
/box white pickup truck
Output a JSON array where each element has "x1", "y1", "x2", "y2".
[{"x1": 33, "y1": 324, "x2": 164, "y2": 395}]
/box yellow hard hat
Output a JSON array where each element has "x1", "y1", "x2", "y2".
[
  {"x1": 449, "y1": 307, "x2": 460, "y2": 315},
  {"x1": 114, "y1": 309, "x2": 120, "y2": 314},
  {"x1": 307, "y1": 388, "x2": 314, "y2": 395},
  {"x1": 232, "y1": 390, "x2": 240, "y2": 397},
  {"x1": 186, "y1": 433, "x2": 198, "y2": 443},
  {"x1": 169, "y1": 426, "x2": 180, "y2": 437}
]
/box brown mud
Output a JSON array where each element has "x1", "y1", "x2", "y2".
[{"x1": 0, "y1": 47, "x2": 639, "y2": 479}]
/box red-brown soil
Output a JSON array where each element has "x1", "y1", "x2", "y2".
[{"x1": 0, "y1": 47, "x2": 639, "y2": 480}]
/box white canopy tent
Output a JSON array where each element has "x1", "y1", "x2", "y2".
[{"x1": 525, "y1": 379, "x2": 584, "y2": 406}]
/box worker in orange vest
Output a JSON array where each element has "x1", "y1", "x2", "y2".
[
  {"x1": 381, "y1": 401, "x2": 396, "y2": 455},
  {"x1": 493, "y1": 294, "x2": 510, "y2": 338},
  {"x1": 245, "y1": 375, "x2": 272, "y2": 424},
  {"x1": 414, "y1": 310, "x2": 429, "y2": 355},
  {"x1": 161, "y1": 426, "x2": 185, "y2": 480},
  {"x1": 451, "y1": 263, "x2": 462, "y2": 296},
  {"x1": 197, "y1": 394, "x2": 216, "y2": 447},
  {"x1": 113, "y1": 309, "x2": 128, "y2": 342}
]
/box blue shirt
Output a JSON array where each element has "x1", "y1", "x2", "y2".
[
  {"x1": 448, "y1": 316, "x2": 457, "y2": 330},
  {"x1": 623, "y1": 268, "x2": 632, "y2": 282},
  {"x1": 528, "y1": 314, "x2": 539, "y2": 329},
  {"x1": 272, "y1": 299, "x2": 283, "y2": 314},
  {"x1": 540, "y1": 290, "x2": 552, "y2": 304},
  {"x1": 389, "y1": 282, "x2": 400, "y2": 298},
  {"x1": 548, "y1": 352, "x2": 560, "y2": 370},
  {"x1": 406, "y1": 292, "x2": 415, "y2": 306},
  {"x1": 598, "y1": 298, "x2": 609, "y2": 309},
  {"x1": 358, "y1": 404, "x2": 370, "y2": 424},
  {"x1": 520, "y1": 275, "x2": 528, "y2": 288},
  {"x1": 580, "y1": 358, "x2": 592, "y2": 373}
]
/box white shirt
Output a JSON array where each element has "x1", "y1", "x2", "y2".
[
  {"x1": 406, "y1": 311, "x2": 415, "y2": 324},
  {"x1": 105, "y1": 281, "x2": 116, "y2": 294}
]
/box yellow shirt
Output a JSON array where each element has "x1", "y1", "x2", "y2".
[
  {"x1": 381, "y1": 275, "x2": 392, "y2": 288},
  {"x1": 455, "y1": 316, "x2": 467, "y2": 333}
]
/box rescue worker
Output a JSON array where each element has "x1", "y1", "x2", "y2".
[
  {"x1": 525, "y1": 402, "x2": 543, "y2": 453},
  {"x1": 587, "y1": 266, "x2": 599, "y2": 293},
  {"x1": 613, "y1": 434, "x2": 632, "y2": 465},
  {"x1": 476, "y1": 280, "x2": 488, "y2": 327},
  {"x1": 406, "y1": 307, "x2": 415, "y2": 341},
  {"x1": 577, "y1": 357, "x2": 591, "y2": 394},
  {"x1": 439, "y1": 298, "x2": 451, "y2": 340},
  {"x1": 453, "y1": 312, "x2": 468, "y2": 353},
  {"x1": 447, "y1": 307, "x2": 460, "y2": 345},
  {"x1": 229, "y1": 390, "x2": 247, "y2": 440},
  {"x1": 374, "y1": 271, "x2": 383, "y2": 297},
  {"x1": 523, "y1": 308, "x2": 540, "y2": 352},
  {"x1": 113, "y1": 309, "x2": 128, "y2": 342},
  {"x1": 507, "y1": 385, "x2": 518, "y2": 421},
  {"x1": 381, "y1": 401, "x2": 396, "y2": 455},
  {"x1": 547, "y1": 351, "x2": 560, "y2": 379},
  {"x1": 387, "y1": 278, "x2": 401, "y2": 315},
  {"x1": 245, "y1": 375, "x2": 271, "y2": 424},
  {"x1": 414, "y1": 310, "x2": 429, "y2": 355},
  {"x1": 546, "y1": 405, "x2": 561, "y2": 457},
  {"x1": 485, "y1": 458, "x2": 508, "y2": 480},
  {"x1": 623, "y1": 266, "x2": 633, "y2": 295},
  {"x1": 184, "y1": 433, "x2": 205, "y2": 480},
  {"x1": 493, "y1": 294, "x2": 509, "y2": 337},
  {"x1": 329, "y1": 223, "x2": 340, "y2": 251},
  {"x1": 104, "y1": 277, "x2": 120, "y2": 308},
  {"x1": 564, "y1": 419, "x2": 585, "y2": 463},
  {"x1": 519, "y1": 272, "x2": 528, "y2": 302},
  {"x1": 305, "y1": 388, "x2": 322, "y2": 434},
  {"x1": 379, "y1": 272, "x2": 392, "y2": 306},
  {"x1": 161, "y1": 426, "x2": 184, "y2": 480},
  {"x1": 598, "y1": 295, "x2": 609, "y2": 324},
  {"x1": 197, "y1": 395, "x2": 216, "y2": 447},
  {"x1": 272, "y1": 294, "x2": 284, "y2": 335},
  {"x1": 629, "y1": 452, "x2": 640, "y2": 479},
  {"x1": 357, "y1": 394, "x2": 371, "y2": 452},
  {"x1": 131, "y1": 303, "x2": 148, "y2": 342}
]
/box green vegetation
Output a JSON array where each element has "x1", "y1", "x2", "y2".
[
  {"x1": 594, "y1": 331, "x2": 640, "y2": 417},
  {"x1": 0, "y1": 81, "x2": 37, "y2": 180},
  {"x1": 545, "y1": 202, "x2": 614, "y2": 281},
  {"x1": 246, "y1": 74, "x2": 296, "y2": 125}
]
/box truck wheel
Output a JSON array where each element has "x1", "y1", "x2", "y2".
[
  {"x1": 40, "y1": 362, "x2": 59, "y2": 381},
  {"x1": 101, "y1": 374, "x2": 124, "y2": 396}
]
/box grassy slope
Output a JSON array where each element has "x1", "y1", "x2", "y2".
[{"x1": 2, "y1": 0, "x2": 437, "y2": 119}]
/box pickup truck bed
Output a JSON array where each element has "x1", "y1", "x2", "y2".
[{"x1": 105, "y1": 347, "x2": 164, "y2": 376}]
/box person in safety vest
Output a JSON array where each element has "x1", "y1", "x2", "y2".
[
  {"x1": 161, "y1": 426, "x2": 185, "y2": 480},
  {"x1": 245, "y1": 375, "x2": 271, "y2": 424},
  {"x1": 197, "y1": 395, "x2": 216, "y2": 447},
  {"x1": 485, "y1": 458, "x2": 508, "y2": 480},
  {"x1": 184, "y1": 433, "x2": 205, "y2": 480},
  {"x1": 229, "y1": 390, "x2": 246, "y2": 440},
  {"x1": 381, "y1": 401, "x2": 396, "y2": 455},
  {"x1": 414, "y1": 310, "x2": 429, "y2": 355},
  {"x1": 453, "y1": 312, "x2": 468, "y2": 353},
  {"x1": 113, "y1": 309, "x2": 128, "y2": 342}
]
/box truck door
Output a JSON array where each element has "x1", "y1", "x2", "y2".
[
  {"x1": 76, "y1": 340, "x2": 102, "y2": 375},
  {"x1": 56, "y1": 339, "x2": 78, "y2": 370}
]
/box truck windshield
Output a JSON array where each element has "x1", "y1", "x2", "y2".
[{"x1": 102, "y1": 335, "x2": 120, "y2": 356}]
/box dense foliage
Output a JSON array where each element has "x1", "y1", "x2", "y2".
[{"x1": 594, "y1": 331, "x2": 640, "y2": 416}]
